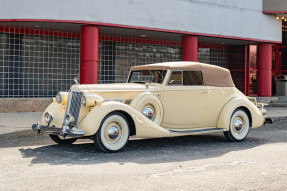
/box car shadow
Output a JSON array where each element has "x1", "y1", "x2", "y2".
[{"x1": 18, "y1": 123, "x2": 283, "y2": 166}]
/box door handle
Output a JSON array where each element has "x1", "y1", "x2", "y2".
[{"x1": 202, "y1": 91, "x2": 210, "y2": 93}]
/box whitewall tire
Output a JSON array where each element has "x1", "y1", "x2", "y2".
[
  {"x1": 94, "y1": 112, "x2": 130, "y2": 152},
  {"x1": 224, "y1": 109, "x2": 250, "y2": 142}
]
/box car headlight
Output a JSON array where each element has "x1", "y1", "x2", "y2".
[
  {"x1": 56, "y1": 93, "x2": 62, "y2": 103},
  {"x1": 64, "y1": 114, "x2": 75, "y2": 126},
  {"x1": 44, "y1": 112, "x2": 53, "y2": 124},
  {"x1": 81, "y1": 94, "x2": 104, "y2": 106},
  {"x1": 81, "y1": 95, "x2": 87, "y2": 106}
]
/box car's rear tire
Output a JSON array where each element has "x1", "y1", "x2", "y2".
[
  {"x1": 49, "y1": 134, "x2": 78, "y2": 144},
  {"x1": 224, "y1": 109, "x2": 250, "y2": 142},
  {"x1": 94, "y1": 112, "x2": 130, "y2": 153}
]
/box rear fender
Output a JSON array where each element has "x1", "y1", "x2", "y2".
[
  {"x1": 78, "y1": 101, "x2": 170, "y2": 138},
  {"x1": 217, "y1": 97, "x2": 264, "y2": 130}
]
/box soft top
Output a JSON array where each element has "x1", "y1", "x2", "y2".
[{"x1": 131, "y1": 61, "x2": 235, "y2": 87}]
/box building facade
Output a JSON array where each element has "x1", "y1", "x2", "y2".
[{"x1": 0, "y1": 0, "x2": 285, "y2": 101}]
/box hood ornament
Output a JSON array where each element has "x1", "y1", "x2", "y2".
[{"x1": 74, "y1": 73, "x2": 80, "y2": 85}]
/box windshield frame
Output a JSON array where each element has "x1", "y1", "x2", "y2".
[{"x1": 127, "y1": 69, "x2": 167, "y2": 84}]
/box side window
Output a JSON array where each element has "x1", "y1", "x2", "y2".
[
  {"x1": 168, "y1": 71, "x2": 182, "y2": 85},
  {"x1": 183, "y1": 71, "x2": 203, "y2": 85}
]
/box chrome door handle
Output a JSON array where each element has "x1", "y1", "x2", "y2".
[{"x1": 202, "y1": 91, "x2": 210, "y2": 93}]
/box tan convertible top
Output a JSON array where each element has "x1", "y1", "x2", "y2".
[{"x1": 131, "y1": 61, "x2": 235, "y2": 87}]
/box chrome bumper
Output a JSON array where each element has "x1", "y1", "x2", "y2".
[
  {"x1": 264, "y1": 117, "x2": 273, "y2": 125},
  {"x1": 32, "y1": 123, "x2": 84, "y2": 138}
]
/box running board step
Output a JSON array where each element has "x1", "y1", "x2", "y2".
[{"x1": 169, "y1": 128, "x2": 225, "y2": 134}]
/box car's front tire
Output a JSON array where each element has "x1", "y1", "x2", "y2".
[
  {"x1": 94, "y1": 112, "x2": 130, "y2": 153},
  {"x1": 49, "y1": 134, "x2": 78, "y2": 144},
  {"x1": 224, "y1": 109, "x2": 250, "y2": 142}
]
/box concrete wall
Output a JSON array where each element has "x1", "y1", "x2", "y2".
[
  {"x1": 0, "y1": 0, "x2": 282, "y2": 42},
  {"x1": 263, "y1": 0, "x2": 287, "y2": 12},
  {"x1": 0, "y1": 98, "x2": 52, "y2": 112}
]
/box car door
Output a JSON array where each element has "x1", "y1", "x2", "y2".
[{"x1": 160, "y1": 70, "x2": 210, "y2": 129}]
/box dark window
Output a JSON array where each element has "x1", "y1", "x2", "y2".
[
  {"x1": 168, "y1": 71, "x2": 182, "y2": 85},
  {"x1": 168, "y1": 70, "x2": 203, "y2": 86},
  {"x1": 183, "y1": 71, "x2": 203, "y2": 85}
]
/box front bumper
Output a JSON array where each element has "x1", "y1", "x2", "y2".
[
  {"x1": 264, "y1": 117, "x2": 273, "y2": 125},
  {"x1": 32, "y1": 123, "x2": 84, "y2": 138}
]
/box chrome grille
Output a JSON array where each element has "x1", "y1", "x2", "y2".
[{"x1": 63, "y1": 90, "x2": 83, "y2": 128}]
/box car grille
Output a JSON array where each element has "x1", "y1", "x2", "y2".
[{"x1": 63, "y1": 90, "x2": 83, "y2": 128}]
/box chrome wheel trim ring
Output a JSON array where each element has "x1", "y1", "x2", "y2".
[{"x1": 104, "y1": 122, "x2": 122, "y2": 145}]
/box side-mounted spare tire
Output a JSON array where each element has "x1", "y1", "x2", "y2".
[{"x1": 131, "y1": 93, "x2": 163, "y2": 125}]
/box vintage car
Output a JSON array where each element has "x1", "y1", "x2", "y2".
[{"x1": 32, "y1": 61, "x2": 272, "y2": 152}]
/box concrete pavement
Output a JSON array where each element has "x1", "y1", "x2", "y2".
[{"x1": 0, "y1": 107, "x2": 286, "y2": 137}]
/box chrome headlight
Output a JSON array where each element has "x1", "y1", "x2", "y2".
[
  {"x1": 44, "y1": 112, "x2": 53, "y2": 124},
  {"x1": 81, "y1": 95, "x2": 87, "y2": 106},
  {"x1": 64, "y1": 114, "x2": 75, "y2": 126},
  {"x1": 56, "y1": 93, "x2": 62, "y2": 104}
]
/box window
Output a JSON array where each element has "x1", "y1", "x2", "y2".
[
  {"x1": 183, "y1": 71, "x2": 203, "y2": 85},
  {"x1": 168, "y1": 70, "x2": 203, "y2": 86},
  {"x1": 128, "y1": 70, "x2": 167, "y2": 84}
]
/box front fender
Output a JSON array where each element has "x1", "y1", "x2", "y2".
[
  {"x1": 40, "y1": 102, "x2": 65, "y2": 127},
  {"x1": 78, "y1": 101, "x2": 171, "y2": 138},
  {"x1": 217, "y1": 97, "x2": 265, "y2": 130}
]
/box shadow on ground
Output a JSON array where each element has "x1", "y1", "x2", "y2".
[{"x1": 13, "y1": 121, "x2": 285, "y2": 166}]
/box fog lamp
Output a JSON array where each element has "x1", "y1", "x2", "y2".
[{"x1": 44, "y1": 112, "x2": 53, "y2": 124}]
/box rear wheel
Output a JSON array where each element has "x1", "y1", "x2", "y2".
[
  {"x1": 49, "y1": 134, "x2": 78, "y2": 144},
  {"x1": 94, "y1": 112, "x2": 130, "y2": 153},
  {"x1": 224, "y1": 109, "x2": 250, "y2": 142}
]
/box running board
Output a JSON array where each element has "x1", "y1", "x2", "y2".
[{"x1": 169, "y1": 128, "x2": 225, "y2": 134}]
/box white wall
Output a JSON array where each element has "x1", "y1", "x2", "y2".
[{"x1": 0, "y1": 0, "x2": 282, "y2": 42}]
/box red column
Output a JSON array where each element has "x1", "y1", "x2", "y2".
[
  {"x1": 80, "y1": 25, "x2": 99, "y2": 84},
  {"x1": 182, "y1": 35, "x2": 198, "y2": 61},
  {"x1": 244, "y1": 45, "x2": 250, "y2": 96},
  {"x1": 257, "y1": 43, "x2": 272, "y2": 97}
]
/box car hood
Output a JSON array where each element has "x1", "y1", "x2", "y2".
[{"x1": 70, "y1": 83, "x2": 161, "y2": 94}]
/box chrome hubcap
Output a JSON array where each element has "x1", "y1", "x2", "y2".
[
  {"x1": 107, "y1": 126, "x2": 119, "y2": 139},
  {"x1": 142, "y1": 105, "x2": 155, "y2": 120},
  {"x1": 104, "y1": 122, "x2": 122, "y2": 144},
  {"x1": 233, "y1": 117, "x2": 244, "y2": 134}
]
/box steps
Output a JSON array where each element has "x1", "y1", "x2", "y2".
[{"x1": 269, "y1": 96, "x2": 287, "y2": 107}]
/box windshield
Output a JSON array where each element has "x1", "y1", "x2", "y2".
[{"x1": 128, "y1": 70, "x2": 167, "y2": 84}]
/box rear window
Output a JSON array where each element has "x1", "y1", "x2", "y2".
[{"x1": 168, "y1": 70, "x2": 203, "y2": 86}]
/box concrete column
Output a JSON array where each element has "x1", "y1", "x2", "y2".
[
  {"x1": 257, "y1": 43, "x2": 272, "y2": 97},
  {"x1": 182, "y1": 35, "x2": 198, "y2": 61},
  {"x1": 80, "y1": 25, "x2": 99, "y2": 84}
]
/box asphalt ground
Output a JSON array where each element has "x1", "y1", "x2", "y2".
[{"x1": 0, "y1": 119, "x2": 286, "y2": 191}]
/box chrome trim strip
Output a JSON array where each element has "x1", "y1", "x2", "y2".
[{"x1": 169, "y1": 128, "x2": 225, "y2": 134}]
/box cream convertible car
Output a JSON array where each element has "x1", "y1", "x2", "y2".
[{"x1": 32, "y1": 62, "x2": 272, "y2": 152}]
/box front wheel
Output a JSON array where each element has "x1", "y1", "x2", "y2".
[
  {"x1": 94, "y1": 112, "x2": 130, "y2": 153},
  {"x1": 224, "y1": 109, "x2": 250, "y2": 142},
  {"x1": 49, "y1": 134, "x2": 78, "y2": 144}
]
